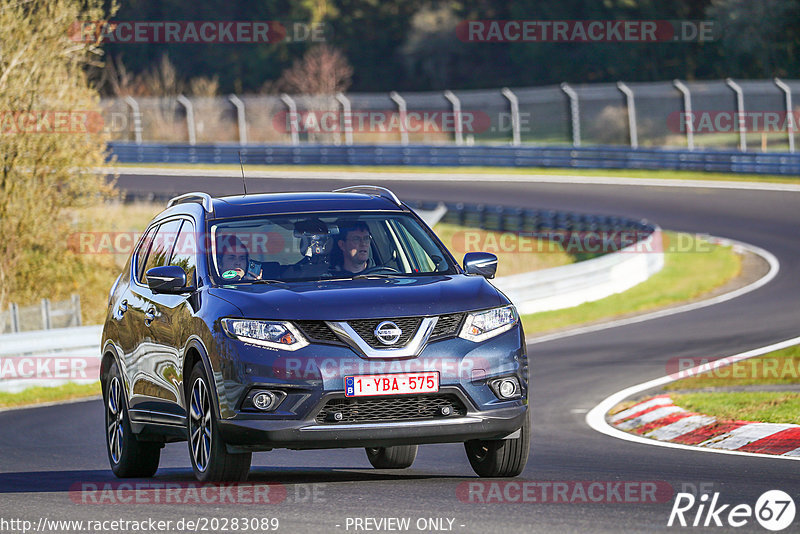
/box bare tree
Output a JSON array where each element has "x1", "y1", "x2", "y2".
[{"x1": 278, "y1": 45, "x2": 353, "y2": 95}]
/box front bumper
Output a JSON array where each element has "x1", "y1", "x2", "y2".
[{"x1": 219, "y1": 395, "x2": 528, "y2": 452}]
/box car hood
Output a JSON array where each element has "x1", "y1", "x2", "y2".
[{"x1": 208, "y1": 275, "x2": 506, "y2": 320}]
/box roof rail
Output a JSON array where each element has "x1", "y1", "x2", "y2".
[
  {"x1": 333, "y1": 185, "x2": 402, "y2": 207},
  {"x1": 167, "y1": 192, "x2": 214, "y2": 213}
]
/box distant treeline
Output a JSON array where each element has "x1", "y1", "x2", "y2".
[{"x1": 100, "y1": 0, "x2": 799, "y2": 93}]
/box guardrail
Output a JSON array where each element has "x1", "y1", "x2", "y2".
[
  {"x1": 0, "y1": 201, "x2": 661, "y2": 393},
  {"x1": 109, "y1": 142, "x2": 800, "y2": 175}
]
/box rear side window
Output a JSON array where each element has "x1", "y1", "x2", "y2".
[
  {"x1": 142, "y1": 219, "x2": 183, "y2": 284},
  {"x1": 169, "y1": 220, "x2": 197, "y2": 285}
]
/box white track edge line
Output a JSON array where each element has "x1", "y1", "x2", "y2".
[
  {"x1": 526, "y1": 237, "x2": 779, "y2": 345},
  {"x1": 585, "y1": 334, "x2": 800, "y2": 461}
]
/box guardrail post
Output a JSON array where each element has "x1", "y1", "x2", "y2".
[
  {"x1": 123, "y1": 96, "x2": 142, "y2": 145},
  {"x1": 176, "y1": 95, "x2": 196, "y2": 146},
  {"x1": 389, "y1": 91, "x2": 409, "y2": 145},
  {"x1": 617, "y1": 82, "x2": 638, "y2": 148},
  {"x1": 280, "y1": 93, "x2": 300, "y2": 145},
  {"x1": 726, "y1": 78, "x2": 747, "y2": 152},
  {"x1": 501, "y1": 88, "x2": 521, "y2": 146},
  {"x1": 72, "y1": 294, "x2": 82, "y2": 327},
  {"x1": 9, "y1": 303, "x2": 19, "y2": 333},
  {"x1": 41, "y1": 298, "x2": 51, "y2": 330},
  {"x1": 335, "y1": 92, "x2": 353, "y2": 146},
  {"x1": 673, "y1": 80, "x2": 694, "y2": 151},
  {"x1": 228, "y1": 94, "x2": 247, "y2": 145},
  {"x1": 774, "y1": 78, "x2": 795, "y2": 153},
  {"x1": 443, "y1": 90, "x2": 463, "y2": 145},
  {"x1": 561, "y1": 83, "x2": 581, "y2": 147}
]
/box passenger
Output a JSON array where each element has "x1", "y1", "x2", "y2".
[{"x1": 331, "y1": 221, "x2": 371, "y2": 275}]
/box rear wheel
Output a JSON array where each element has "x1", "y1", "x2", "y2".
[
  {"x1": 104, "y1": 361, "x2": 161, "y2": 478},
  {"x1": 188, "y1": 362, "x2": 251, "y2": 482},
  {"x1": 464, "y1": 415, "x2": 530, "y2": 477},
  {"x1": 365, "y1": 445, "x2": 418, "y2": 469}
]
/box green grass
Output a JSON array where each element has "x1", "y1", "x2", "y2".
[
  {"x1": 665, "y1": 345, "x2": 800, "y2": 390},
  {"x1": 521, "y1": 232, "x2": 741, "y2": 335},
  {"x1": 0, "y1": 381, "x2": 101, "y2": 409},
  {"x1": 670, "y1": 392, "x2": 800, "y2": 424},
  {"x1": 432, "y1": 222, "x2": 575, "y2": 277},
  {"x1": 113, "y1": 162, "x2": 800, "y2": 185}
]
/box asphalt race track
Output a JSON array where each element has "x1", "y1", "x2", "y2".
[{"x1": 2, "y1": 172, "x2": 799, "y2": 533}]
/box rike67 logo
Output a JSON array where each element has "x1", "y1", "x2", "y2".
[{"x1": 668, "y1": 490, "x2": 795, "y2": 531}]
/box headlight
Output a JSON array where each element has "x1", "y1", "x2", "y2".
[
  {"x1": 458, "y1": 305, "x2": 518, "y2": 342},
  {"x1": 222, "y1": 319, "x2": 309, "y2": 351}
]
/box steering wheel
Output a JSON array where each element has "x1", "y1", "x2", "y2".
[{"x1": 358, "y1": 266, "x2": 401, "y2": 275}]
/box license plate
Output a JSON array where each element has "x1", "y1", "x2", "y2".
[{"x1": 344, "y1": 372, "x2": 439, "y2": 397}]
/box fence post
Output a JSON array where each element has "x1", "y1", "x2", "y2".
[
  {"x1": 280, "y1": 94, "x2": 300, "y2": 146},
  {"x1": 617, "y1": 82, "x2": 638, "y2": 148},
  {"x1": 72, "y1": 294, "x2": 82, "y2": 327},
  {"x1": 501, "y1": 87, "x2": 521, "y2": 146},
  {"x1": 335, "y1": 92, "x2": 353, "y2": 146},
  {"x1": 41, "y1": 298, "x2": 51, "y2": 330},
  {"x1": 726, "y1": 78, "x2": 747, "y2": 152},
  {"x1": 228, "y1": 94, "x2": 247, "y2": 145},
  {"x1": 561, "y1": 83, "x2": 581, "y2": 147},
  {"x1": 389, "y1": 91, "x2": 409, "y2": 145},
  {"x1": 443, "y1": 90, "x2": 463, "y2": 145},
  {"x1": 10, "y1": 303, "x2": 19, "y2": 333},
  {"x1": 123, "y1": 96, "x2": 142, "y2": 145},
  {"x1": 673, "y1": 80, "x2": 694, "y2": 151},
  {"x1": 176, "y1": 95, "x2": 196, "y2": 146},
  {"x1": 774, "y1": 78, "x2": 795, "y2": 153}
]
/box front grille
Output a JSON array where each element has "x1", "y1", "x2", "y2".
[
  {"x1": 429, "y1": 313, "x2": 465, "y2": 341},
  {"x1": 315, "y1": 394, "x2": 467, "y2": 424},
  {"x1": 347, "y1": 317, "x2": 422, "y2": 349},
  {"x1": 294, "y1": 320, "x2": 344, "y2": 345}
]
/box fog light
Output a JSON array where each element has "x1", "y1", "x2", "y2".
[
  {"x1": 253, "y1": 391, "x2": 278, "y2": 411},
  {"x1": 489, "y1": 377, "x2": 522, "y2": 400},
  {"x1": 498, "y1": 379, "x2": 517, "y2": 398}
]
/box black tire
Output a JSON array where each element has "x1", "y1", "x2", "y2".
[
  {"x1": 464, "y1": 414, "x2": 530, "y2": 477},
  {"x1": 187, "y1": 362, "x2": 251, "y2": 482},
  {"x1": 365, "y1": 445, "x2": 418, "y2": 469},
  {"x1": 104, "y1": 360, "x2": 161, "y2": 478}
]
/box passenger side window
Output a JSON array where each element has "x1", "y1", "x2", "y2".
[
  {"x1": 135, "y1": 226, "x2": 157, "y2": 282},
  {"x1": 170, "y1": 220, "x2": 197, "y2": 285},
  {"x1": 142, "y1": 219, "x2": 183, "y2": 285}
]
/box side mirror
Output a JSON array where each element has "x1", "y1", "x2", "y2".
[
  {"x1": 463, "y1": 252, "x2": 498, "y2": 279},
  {"x1": 146, "y1": 265, "x2": 193, "y2": 294}
]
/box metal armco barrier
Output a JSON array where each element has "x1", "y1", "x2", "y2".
[{"x1": 108, "y1": 142, "x2": 800, "y2": 175}]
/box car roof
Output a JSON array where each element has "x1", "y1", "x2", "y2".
[{"x1": 211, "y1": 191, "x2": 406, "y2": 218}]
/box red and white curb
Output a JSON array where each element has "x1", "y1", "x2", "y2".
[
  {"x1": 610, "y1": 394, "x2": 800, "y2": 457},
  {"x1": 586, "y1": 335, "x2": 800, "y2": 461}
]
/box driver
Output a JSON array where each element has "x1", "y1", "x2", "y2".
[
  {"x1": 216, "y1": 235, "x2": 260, "y2": 281},
  {"x1": 332, "y1": 221, "x2": 371, "y2": 275}
]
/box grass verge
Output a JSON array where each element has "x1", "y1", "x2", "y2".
[
  {"x1": 113, "y1": 162, "x2": 800, "y2": 185},
  {"x1": 0, "y1": 381, "x2": 101, "y2": 409},
  {"x1": 669, "y1": 392, "x2": 800, "y2": 425},
  {"x1": 520, "y1": 232, "x2": 741, "y2": 335}
]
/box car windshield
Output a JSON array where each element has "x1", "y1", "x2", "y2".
[{"x1": 209, "y1": 212, "x2": 456, "y2": 284}]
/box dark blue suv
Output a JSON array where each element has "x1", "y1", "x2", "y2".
[{"x1": 101, "y1": 186, "x2": 529, "y2": 481}]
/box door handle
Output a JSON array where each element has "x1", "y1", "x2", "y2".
[{"x1": 144, "y1": 308, "x2": 156, "y2": 327}]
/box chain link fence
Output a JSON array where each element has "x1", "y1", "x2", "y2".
[{"x1": 102, "y1": 78, "x2": 800, "y2": 152}]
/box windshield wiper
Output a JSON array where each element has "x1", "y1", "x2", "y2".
[
  {"x1": 351, "y1": 273, "x2": 404, "y2": 279},
  {"x1": 244, "y1": 279, "x2": 288, "y2": 285}
]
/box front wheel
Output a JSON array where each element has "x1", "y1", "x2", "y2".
[
  {"x1": 464, "y1": 415, "x2": 530, "y2": 477},
  {"x1": 365, "y1": 445, "x2": 418, "y2": 469},
  {"x1": 187, "y1": 362, "x2": 251, "y2": 482},
  {"x1": 104, "y1": 361, "x2": 161, "y2": 478}
]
